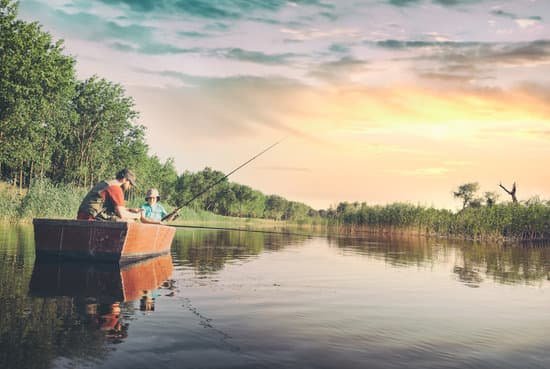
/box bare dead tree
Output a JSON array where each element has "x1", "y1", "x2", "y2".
[{"x1": 499, "y1": 182, "x2": 518, "y2": 203}]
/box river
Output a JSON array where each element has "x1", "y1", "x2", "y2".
[{"x1": 1, "y1": 224, "x2": 549, "y2": 369}]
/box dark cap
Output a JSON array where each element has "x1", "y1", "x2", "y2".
[{"x1": 116, "y1": 168, "x2": 137, "y2": 186}]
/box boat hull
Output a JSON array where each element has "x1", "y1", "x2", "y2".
[{"x1": 33, "y1": 218, "x2": 176, "y2": 262}]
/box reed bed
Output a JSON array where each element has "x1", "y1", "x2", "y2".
[{"x1": 326, "y1": 202, "x2": 550, "y2": 242}]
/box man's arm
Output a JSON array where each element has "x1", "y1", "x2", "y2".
[
  {"x1": 115, "y1": 205, "x2": 142, "y2": 220},
  {"x1": 106, "y1": 185, "x2": 141, "y2": 221}
]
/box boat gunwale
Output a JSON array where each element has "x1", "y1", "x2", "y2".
[{"x1": 33, "y1": 218, "x2": 175, "y2": 230}]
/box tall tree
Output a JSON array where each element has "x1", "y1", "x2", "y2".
[
  {"x1": 0, "y1": 0, "x2": 76, "y2": 187},
  {"x1": 265, "y1": 195, "x2": 286, "y2": 220},
  {"x1": 59, "y1": 77, "x2": 139, "y2": 186},
  {"x1": 453, "y1": 182, "x2": 479, "y2": 210}
]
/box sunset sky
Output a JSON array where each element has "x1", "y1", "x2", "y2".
[{"x1": 19, "y1": 0, "x2": 550, "y2": 209}]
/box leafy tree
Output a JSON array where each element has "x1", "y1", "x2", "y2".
[
  {"x1": 453, "y1": 182, "x2": 479, "y2": 210},
  {"x1": 0, "y1": 0, "x2": 75, "y2": 188},
  {"x1": 233, "y1": 184, "x2": 255, "y2": 216},
  {"x1": 265, "y1": 195, "x2": 286, "y2": 220},
  {"x1": 213, "y1": 185, "x2": 236, "y2": 215},
  {"x1": 484, "y1": 191, "x2": 499, "y2": 207},
  {"x1": 59, "y1": 77, "x2": 139, "y2": 187}
]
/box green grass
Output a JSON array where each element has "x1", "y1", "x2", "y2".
[
  {"x1": 0, "y1": 182, "x2": 21, "y2": 222},
  {"x1": 0, "y1": 179, "x2": 87, "y2": 222}
]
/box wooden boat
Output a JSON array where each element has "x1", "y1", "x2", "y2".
[
  {"x1": 33, "y1": 218, "x2": 176, "y2": 262},
  {"x1": 29, "y1": 254, "x2": 174, "y2": 303}
]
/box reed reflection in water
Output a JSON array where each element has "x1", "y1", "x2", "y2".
[{"x1": 0, "y1": 225, "x2": 549, "y2": 369}]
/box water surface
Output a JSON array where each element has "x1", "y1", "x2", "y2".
[{"x1": 1, "y1": 225, "x2": 549, "y2": 369}]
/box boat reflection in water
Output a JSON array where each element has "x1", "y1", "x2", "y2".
[{"x1": 29, "y1": 254, "x2": 174, "y2": 342}]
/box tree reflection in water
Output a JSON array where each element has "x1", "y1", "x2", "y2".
[
  {"x1": 171, "y1": 229, "x2": 312, "y2": 274},
  {"x1": 326, "y1": 233, "x2": 550, "y2": 286}
]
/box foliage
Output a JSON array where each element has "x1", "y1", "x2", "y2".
[
  {"x1": 17, "y1": 178, "x2": 86, "y2": 219},
  {"x1": 55, "y1": 77, "x2": 140, "y2": 187},
  {"x1": 171, "y1": 168, "x2": 315, "y2": 221},
  {"x1": 453, "y1": 182, "x2": 480, "y2": 210},
  {"x1": 323, "y1": 200, "x2": 550, "y2": 242},
  {"x1": 0, "y1": 0, "x2": 75, "y2": 187},
  {"x1": 0, "y1": 1, "x2": 177, "y2": 200}
]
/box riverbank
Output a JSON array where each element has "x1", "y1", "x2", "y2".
[
  {"x1": 0, "y1": 180, "x2": 292, "y2": 230},
  {"x1": 2, "y1": 180, "x2": 549, "y2": 243}
]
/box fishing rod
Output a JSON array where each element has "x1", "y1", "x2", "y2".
[
  {"x1": 169, "y1": 224, "x2": 313, "y2": 237},
  {"x1": 162, "y1": 138, "x2": 285, "y2": 222}
]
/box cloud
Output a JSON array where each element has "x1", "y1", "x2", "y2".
[
  {"x1": 177, "y1": 30, "x2": 211, "y2": 38},
  {"x1": 319, "y1": 11, "x2": 338, "y2": 21},
  {"x1": 328, "y1": 43, "x2": 350, "y2": 54},
  {"x1": 375, "y1": 39, "x2": 478, "y2": 49},
  {"x1": 130, "y1": 72, "x2": 326, "y2": 142},
  {"x1": 387, "y1": 0, "x2": 483, "y2": 7},
  {"x1": 219, "y1": 48, "x2": 300, "y2": 65},
  {"x1": 515, "y1": 18, "x2": 540, "y2": 28},
  {"x1": 400, "y1": 40, "x2": 550, "y2": 82},
  {"x1": 490, "y1": 9, "x2": 517, "y2": 19},
  {"x1": 491, "y1": 8, "x2": 543, "y2": 28},
  {"x1": 280, "y1": 27, "x2": 361, "y2": 42},
  {"x1": 203, "y1": 22, "x2": 230, "y2": 31},
  {"x1": 417, "y1": 72, "x2": 478, "y2": 83},
  {"x1": 98, "y1": 0, "x2": 240, "y2": 19},
  {"x1": 452, "y1": 41, "x2": 550, "y2": 66},
  {"x1": 388, "y1": 0, "x2": 420, "y2": 6},
  {"x1": 308, "y1": 57, "x2": 369, "y2": 82},
  {"x1": 97, "y1": 0, "x2": 334, "y2": 20},
  {"x1": 43, "y1": 9, "x2": 154, "y2": 43},
  {"x1": 23, "y1": 0, "x2": 343, "y2": 57},
  {"x1": 432, "y1": 0, "x2": 481, "y2": 6}
]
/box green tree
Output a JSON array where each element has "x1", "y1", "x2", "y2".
[
  {"x1": 484, "y1": 191, "x2": 499, "y2": 207},
  {"x1": 0, "y1": 0, "x2": 76, "y2": 188},
  {"x1": 233, "y1": 184, "x2": 255, "y2": 216},
  {"x1": 59, "y1": 76, "x2": 139, "y2": 186},
  {"x1": 453, "y1": 182, "x2": 479, "y2": 210},
  {"x1": 265, "y1": 195, "x2": 286, "y2": 220}
]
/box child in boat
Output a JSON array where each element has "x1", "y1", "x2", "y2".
[{"x1": 140, "y1": 188, "x2": 168, "y2": 224}]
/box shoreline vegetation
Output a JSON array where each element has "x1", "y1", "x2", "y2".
[
  {"x1": 1, "y1": 1, "x2": 549, "y2": 244},
  {"x1": 1, "y1": 179, "x2": 549, "y2": 243}
]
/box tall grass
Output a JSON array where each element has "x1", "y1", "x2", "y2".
[
  {"x1": 0, "y1": 179, "x2": 87, "y2": 222},
  {"x1": 328, "y1": 201, "x2": 550, "y2": 242},
  {"x1": 0, "y1": 182, "x2": 21, "y2": 222}
]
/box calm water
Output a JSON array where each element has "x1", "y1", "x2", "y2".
[{"x1": 1, "y1": 225, "x2": 549, "y2": 369}]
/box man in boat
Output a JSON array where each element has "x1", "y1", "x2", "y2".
[{"x1": 77, "y1": 168, "x2": 143, "y2": 221}]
